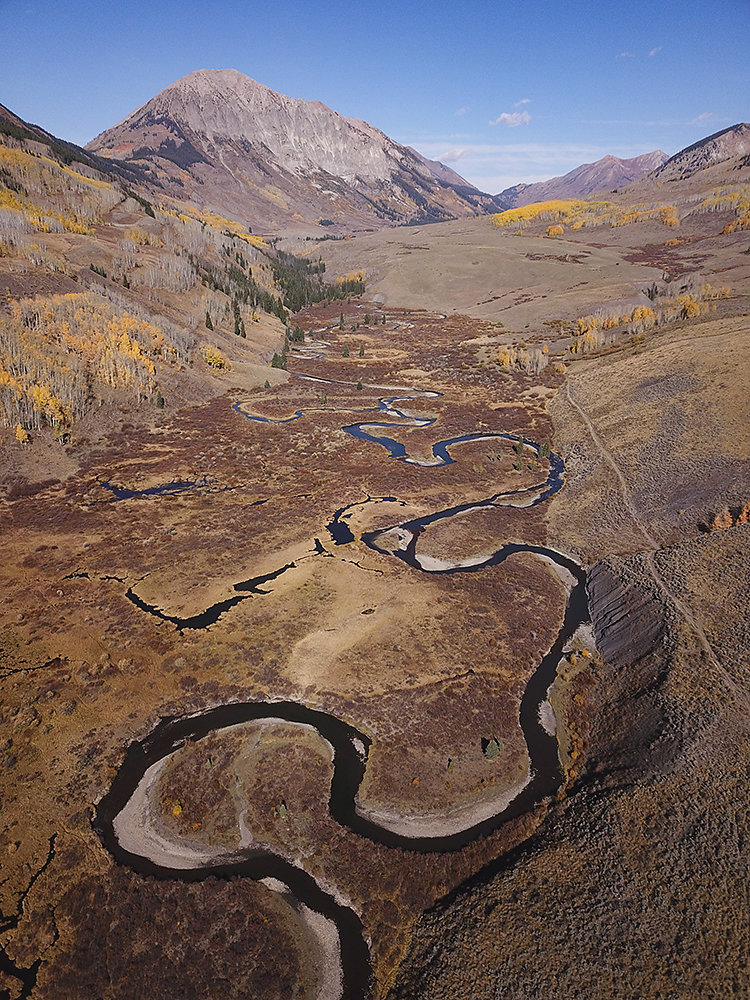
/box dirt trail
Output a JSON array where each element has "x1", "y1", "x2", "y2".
[{"x1": 565, "y1": 380, "x2": 749, "y2": 712}]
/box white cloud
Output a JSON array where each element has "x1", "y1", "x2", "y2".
[
  {"x1": 649, "y1": 46, "x2": 662, "y2": 57},
  {"x1": 691, "y1": 111, "x2": 714, "y2": 123},
  {"x1": 489, "y1": 111, "x2": 531, "y2": 128},
  {"x1": 617, "y1": 50, "x2": 635, "y2": 59},
  {"x1": 438, "y1": 147, "x2": 467, "y2": 162},
  {"x1": 514, "y1": 98, "x2": 531, "y2": 107},
  {"x1": 454, "y1": 106, "x2": 470, "y2": 117}
]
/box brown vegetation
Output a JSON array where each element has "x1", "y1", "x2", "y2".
[{"x1": 1, "y1": 112, "x2": 749, "y2": 1000}]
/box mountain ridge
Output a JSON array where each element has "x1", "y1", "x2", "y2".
[
  {"x1": 498, "y1": 150, "x2": 668, "y2": 206},
  {"x1": 652, "y1": 122, "x2": 750, "y2": 181}
]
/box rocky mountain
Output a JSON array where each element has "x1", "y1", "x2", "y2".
[
  {"x1": 86, "y1": 69, "x2": 503, "y2": 234},
  {"x1": 499, "y1": 150, "x2": 667, "y2": 206},
  {"x1": 652, "y1": 122, "x2": 750, "y2": 181}
]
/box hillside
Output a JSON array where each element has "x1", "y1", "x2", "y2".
[
  {"x1": 653, "y1": 121, "x2": 750, "y2": 181},
  {"x1": 0, "y1": 102, "x2": 369, "y2": 448},
  {"x1": 314, "y1": 125, "x2": 750, "y2": 321},
  {"x1": 86, "y1": 69, "x2": 503, "y2": 235}
]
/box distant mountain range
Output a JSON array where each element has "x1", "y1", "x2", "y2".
[
  {"x1": 497, "y1": 151, "x2": 668, "y2": 207},
  {"x1": 86, "y1": 69, "x2": 504, "y2": 233}
]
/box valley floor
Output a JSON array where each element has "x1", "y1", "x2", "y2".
[{"x1": 1, "y1": 218, "x2": 749, "y2": 1000}]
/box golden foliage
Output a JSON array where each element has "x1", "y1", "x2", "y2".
[
  {"x1": 494, "y1": 197, "x2": 681, "y2": 233},
  {"x1": 711, "y1": 509, "x2": 734, "y2": 531},
  {"x1": 497, "y1": 344, "x2": 548, "y2": 374},
  {"x1": 709, "y1": 501, "x2": 750, "y2": 531},
  {"x1": 611, "y1": 204, "x2": 679, "y2": 228},
  {"x1": 722, "y1": 214, "x2": 750, "y2": 234},
  {"x1": 258, "y1": 186, "x2": 290, "y2": 210},
  {"x1": 0, "y1": 144, "x2": 120, "y2": 233},
  {"x1": 492, "y1": 200, "x2": 600, "y2": 228},
  {"x1": 694, "y1": 185, "x2": 750, "y2": 217},
  {"x1": 631, "y1": 305, "x2": 657, "y2": 327},
  {"x1": 125, "y1": 226, "x2": 153, "y2": 246},
  {"x1": 569, "y1": 281, "x2": 730, "y2": 355},
  {"x1": 677, "y1": 295, "x2": 703, "y2": 319},
  {"x1": 201, "y1": 344, "x2": 229, "y2": 370},
  {"x1": 0, "y1": 293, "x2": 163, "y2": 430},
  {"x1": 162, "y1": 203, "x2": 268, "y2": 249},
  {"x1": 660, "y1": 205, "x2": 680, "y2": 227},
  {"x1": 336, "y1": 270, "x2": 365, "y2": 284},
  {"x1": 194, "y1": 208, "x2": 268, "y2": 247},
  {"x1": 0, "y1": 145, "x2": 111, "y2": 191},
  {"x1": 0, "y1": 188, "x2": 93, "y2": 234}
]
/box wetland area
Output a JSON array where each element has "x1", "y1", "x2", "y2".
[{"x1": 2, "y1": 211, "x2": 749, "y2": 1000}]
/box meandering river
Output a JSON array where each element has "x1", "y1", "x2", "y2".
[{"x1": 95, "y1": 355, "x2": 590, "y2": 1000}]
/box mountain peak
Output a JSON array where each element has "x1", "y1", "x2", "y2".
[{"x1": 86, "y1": 70, "x2": 501, "y2": 232}]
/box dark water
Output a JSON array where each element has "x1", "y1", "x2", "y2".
[
  {"x1": 124, "y1": 562, "x2": 296, "y2": 630},
  {"x1": 98, "y1": 365, "x2": 589, "y2": 999},
  {"x1": 93, "y1": 702, "x2": 371, "y2": 1000},
  {"x1": 101, "y1": 479, "x2": 198, "y2": 501}
]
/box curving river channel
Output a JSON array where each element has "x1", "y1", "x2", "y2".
[{"x1": 94, "y1": 352, "x2": 590, "y2": 1000}]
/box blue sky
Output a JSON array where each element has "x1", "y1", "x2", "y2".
[{"x1": 1, "y1": 0, "x2": 747, "y2": 193}]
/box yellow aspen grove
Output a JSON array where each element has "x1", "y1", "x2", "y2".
[
  {"x1": 0, "y1": 292, "x2": 170, "y2": 430},
  {"x1": 201, "y1": 344, "x2": 229, "y2": 370}
]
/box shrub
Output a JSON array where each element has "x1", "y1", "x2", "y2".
[
  {"x1": 482, "y1": 737, "x2": 503, "y2": 760},
  {"x1": 202, "y1": 345, "x2": 228, "y2": 370}
]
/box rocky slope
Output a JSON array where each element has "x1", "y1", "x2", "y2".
[
  {"x1": 86, "y1": 69, "x2": 503, "y2": 234},
  {"x1": 499, "y1": 150, "x2": 667, "y2": 206},
  {"x1": 652, "y1": 122, "x2": 750, "y2": 181}
]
